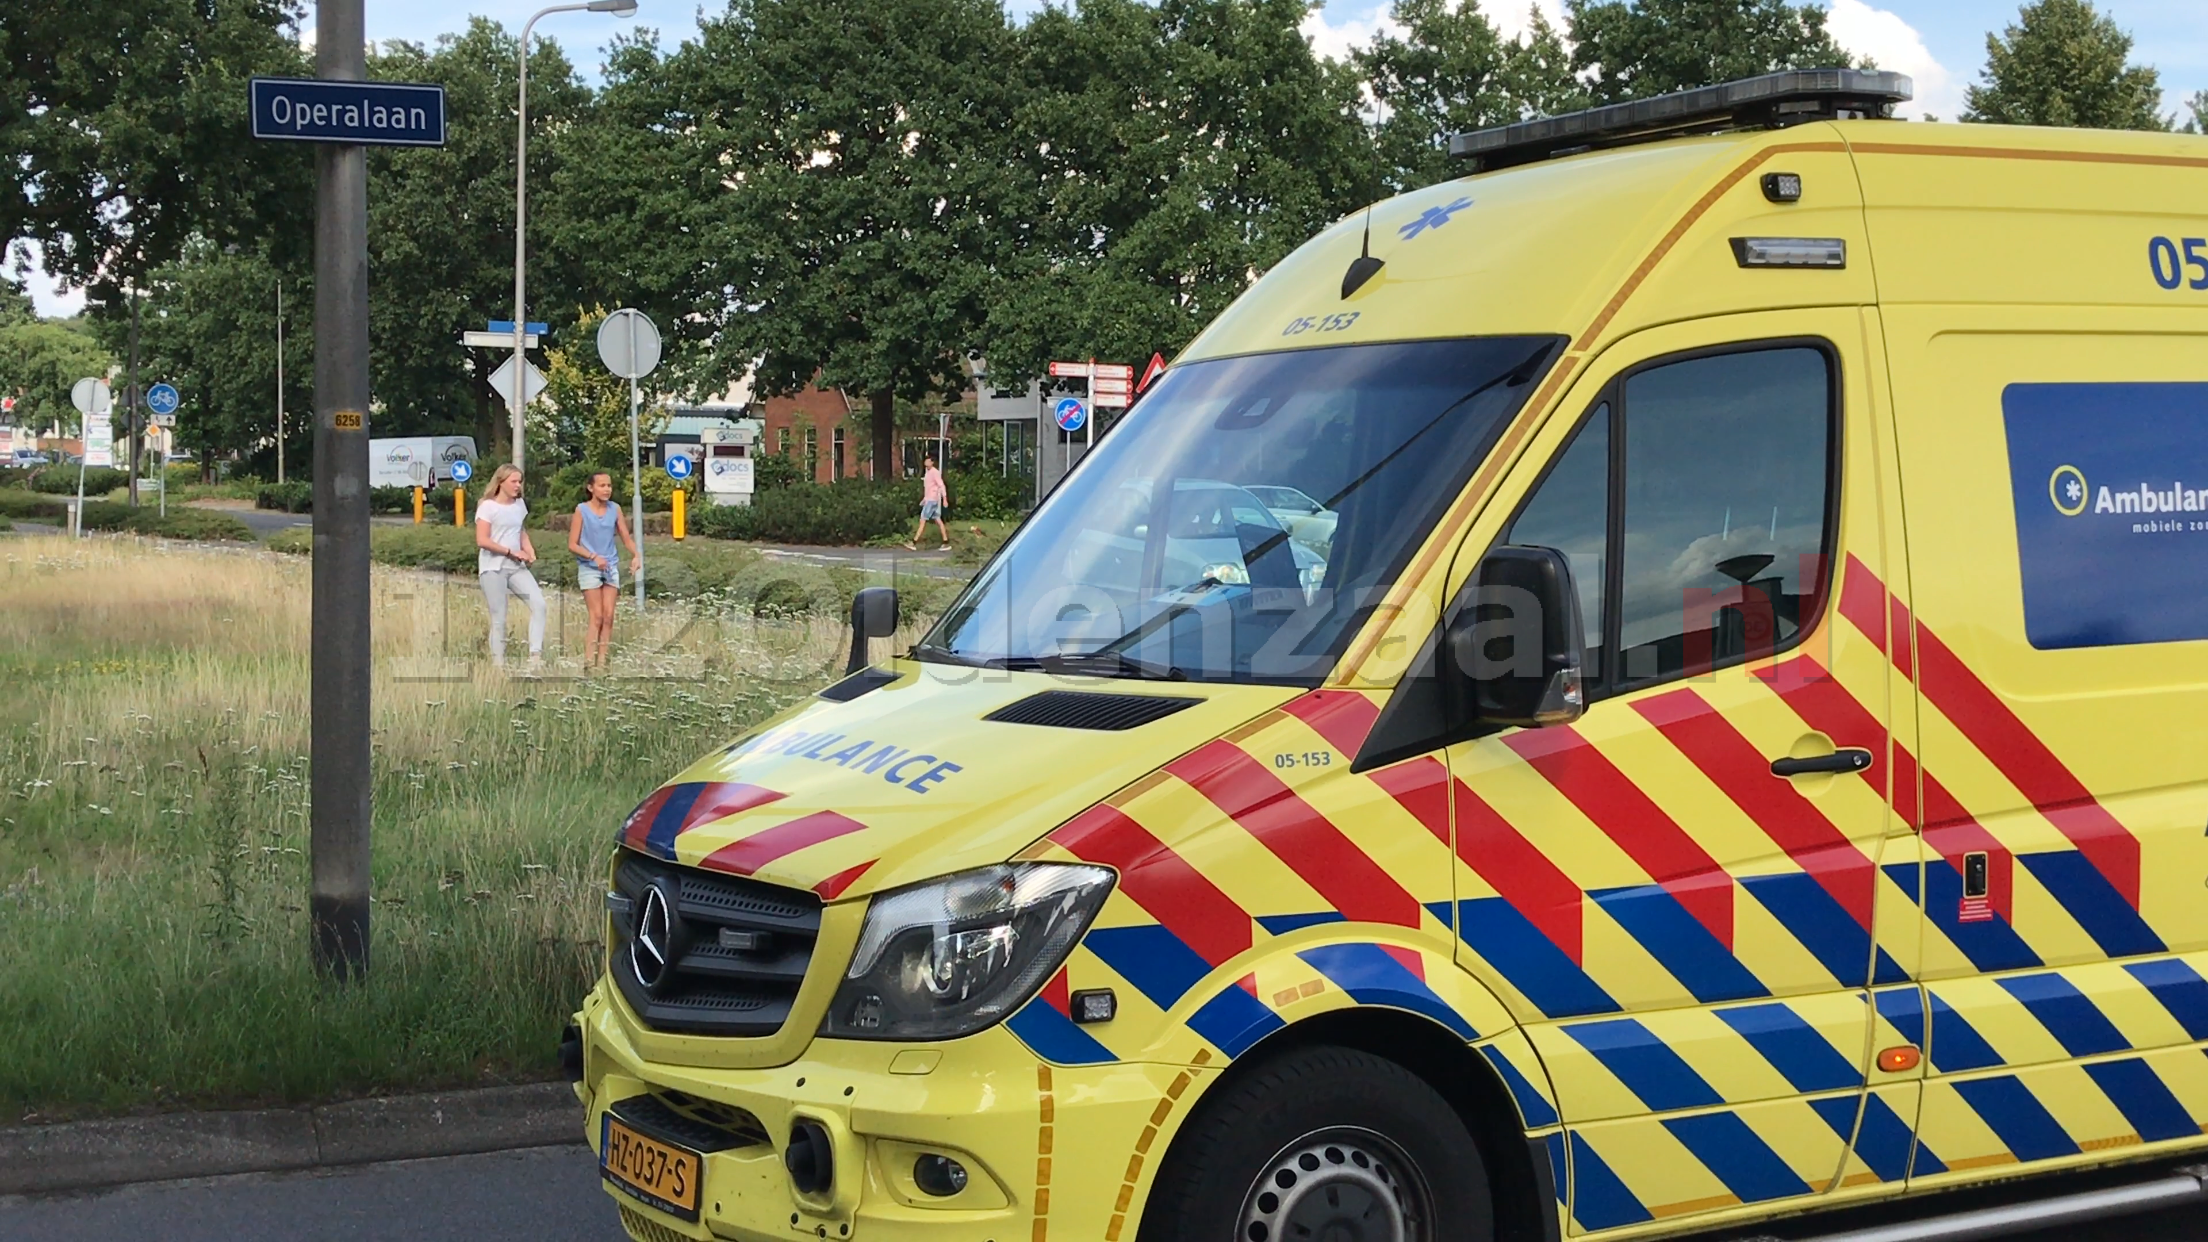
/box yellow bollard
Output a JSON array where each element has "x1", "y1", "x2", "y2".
[
  {"x1": 412, "y1": 485, "x2": 424, "y2": 524},
  {"x1": 455, "y1": 485, "x2": 465, "y2": 528},
  {"x1": 672, "y1": 488, "x2": 686, "y2": 541}
]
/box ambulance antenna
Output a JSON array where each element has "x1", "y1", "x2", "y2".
[{"x1": 1341, "y1": 207, "x2": 1385, "y2": 299}]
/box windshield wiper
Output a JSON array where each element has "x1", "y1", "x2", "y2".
[
  {"x1": 910, "y1": 642, "x2": 990, "y2": 668},
  {"x1": 974, "y1": 651, "x2": 1188, "y2": 682}
]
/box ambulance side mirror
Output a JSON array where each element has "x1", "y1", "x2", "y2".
[
  {"x1": 1350, "y1": 545, "x2": 1585, "y2": 772},
  {"x1": 1445, "y1": 545, "x2": 1586, "y2": 730},
  {"x1": 847, "y1": 587, "x2": 899, "y2": 674}
]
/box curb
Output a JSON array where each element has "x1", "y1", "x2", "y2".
[{"x1": 0, "y1": 1081, "x2": 582, "y2": 1196}]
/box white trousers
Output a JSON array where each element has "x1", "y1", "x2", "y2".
[{"x1": 479, "y1": 566, "x2": 546, "y2": 662}]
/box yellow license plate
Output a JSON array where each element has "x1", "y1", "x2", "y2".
[{"x1": 601, "y1": 1111, "x2": 703, "y2": 1221}]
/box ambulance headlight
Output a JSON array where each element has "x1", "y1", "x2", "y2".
[{"x1": 821, "y1": 863, "x2": 1115, "y2": 1041}]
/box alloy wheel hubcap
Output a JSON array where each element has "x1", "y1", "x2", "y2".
[{"x1": 1236, "y1": 1128, "x2": 1426, "y2": 1242}]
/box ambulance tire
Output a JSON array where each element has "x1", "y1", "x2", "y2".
[{"x1": 1140, "y1": 1044, "x2": 1491, "y2": 1242}]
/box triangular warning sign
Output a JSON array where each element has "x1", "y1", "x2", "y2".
[{"x1": 1137, "y1": 352, "x2": 1166, "y2": 393}]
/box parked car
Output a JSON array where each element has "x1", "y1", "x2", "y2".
[
  {"x1": 1244, "y1": 483, "x2": 1338, "y2": 553},
  {"x1": 6, "y1": 449, "x2": 51, "y2": 467}
]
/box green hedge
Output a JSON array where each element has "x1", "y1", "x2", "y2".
[
  {"x1": 257, "y1": 481, "x2": 313, "y2": 512},
  {"x1": 686, "y1": 472, "x2": 1026, "y2": 545},
  {"x1": 32, "y1": 466, "x2": 128, "y2": 496},
  {"x1": 78, "y1": 503, "x2": 254, "y2": 541},
  {"x1": 0, "y1": 490, "x2": 250, "y2": 539},
  {"x1": 0, "y1": 491, "x2": 71, "y2": 520}
]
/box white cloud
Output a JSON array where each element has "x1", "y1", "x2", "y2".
[
  {"x1": 1300, "y1": 4, "x2": 1403, "y2": 64},
  {"x1": 1487, "y1": 0, "x2": 1566, "y2": 47},
  {"x1": 7, "y1": 242, "x2": 86, "y2": 319},
  {"x1": 1823, "y1": 0, "x2": 1960, "y2": 121}
]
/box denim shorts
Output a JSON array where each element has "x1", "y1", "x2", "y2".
[
  {"x1": 578, "y1": 561, "x2": 619, "y2": 591},
  {"x1": 920, "y1": 500, "x2": 941, "y2": 521}
]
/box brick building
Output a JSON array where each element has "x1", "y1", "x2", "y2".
[{"x1": 755, "y1": 386, "x2": 860, "y2": 483}]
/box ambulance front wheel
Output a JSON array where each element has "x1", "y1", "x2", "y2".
[{"x1": 1140, "y1": 1044, "x2": 1492, "y2": 1242}]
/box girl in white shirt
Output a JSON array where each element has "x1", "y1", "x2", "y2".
[{"x1": 474, "y1": 464, "x2": 546, "y2": 668}]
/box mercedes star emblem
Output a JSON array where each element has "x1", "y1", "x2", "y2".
[{"x1": 631, "y1": 882, "x2": 676, "y2": 993}]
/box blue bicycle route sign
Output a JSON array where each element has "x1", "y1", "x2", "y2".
[{"x1": 249, "y1": 78, "x2": 446, "y2": 147}]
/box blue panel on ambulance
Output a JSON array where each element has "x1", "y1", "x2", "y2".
[{"x1": 2003, "y1": 382, "x2": 2208, "y2": 649}]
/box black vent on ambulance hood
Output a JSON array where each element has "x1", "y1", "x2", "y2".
[{"x1": 984, "y1": 690, "x2": 1203, "y2": 731}]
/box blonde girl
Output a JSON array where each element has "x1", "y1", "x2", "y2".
[{"x1": 474, "y1": 463, "x2": 545, "y2": 667}]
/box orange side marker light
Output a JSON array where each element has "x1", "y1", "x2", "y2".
[{"x1": 1878, "y1": 1046, "x2": 1921, "y2": 1073}]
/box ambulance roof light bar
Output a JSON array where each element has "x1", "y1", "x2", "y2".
[{"x1": 1448, "y1": 68, "x2": 1912, "y2": 173}]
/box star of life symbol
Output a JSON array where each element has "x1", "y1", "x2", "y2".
[
  {"x1": 1398, "y1": 196, "x2": 1474, "y2": 240},
  {"x1": 2049, "y1": 464, "x2": 2089, "y2": 517}
]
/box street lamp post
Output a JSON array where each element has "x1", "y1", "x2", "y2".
[{"x1": 512, "y1": 0, "x2": 636, "y2": 469}]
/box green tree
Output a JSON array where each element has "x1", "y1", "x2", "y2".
[
  {"x1": 3, "y1": 0, "x2": 311, "y2": 287},
  {"x1": 536, "y1": 308, "x2": 666, "y2": 469},
  {"x1": 1565, "y1": 0, "x2": 1855, "y2": 104},
  {"x1": 128, "y1": 242, "x2": 309, "y2": 475},
  {"x1": 1961, "y1": 0, "x2": 2167, "y2": 130},
  {"x1": 628, "y1": 0, "x2": 1025, "y2": 477},
  {"x1": 982, "y1": 0, "x2": 1382, "y2": 382},
  {"x1": 0, "y1": 300, "x2": 114, "y2": 434},
  {"x1": 1358, "y1": 0, "x2": 1587, "y2": 191},
  {"x1": 2185, "y1": 90, "x2": 2208, "y2": 134},
  {"x1": 368, "y1": 23, "x2": 594, "y2": 451}
]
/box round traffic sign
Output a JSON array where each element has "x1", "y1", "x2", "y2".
[
  {"x1": 450, "y1": 459, "x2": 474, "y2": 483},
  {"x1": 70, "y1": 377, "x2": 112, "y2": 417},
  {"x1": 665, "y1": 453, "x2": 694, "y2": 481},
  {"x1": 1053, "y1": 397, "x2": 1088, "y2": 432},
  {"x1": 595, "y1": 308, "x2": 662, "y2": 380},
  {"x1": 145, "y1": 383, "x2": 180, "y2": 416}
]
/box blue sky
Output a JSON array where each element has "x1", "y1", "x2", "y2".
[{"x1": 16, "y1": 0, "x2": 2206, "y2": 314}]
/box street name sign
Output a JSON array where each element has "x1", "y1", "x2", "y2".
[
  {"x1": 462, "y1": 331, "x2": 538, "y2": 350},
  {"x1": 250, "y1": 78, "x2": 446, "y2": 147}
]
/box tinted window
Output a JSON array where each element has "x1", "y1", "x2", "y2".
[
  {"x1": 1504, "y1": 405, "x2": 1608, "y2": 678},
  {"x1": 1616, "y1": 347, "x2": 1833, "y2": 684}
]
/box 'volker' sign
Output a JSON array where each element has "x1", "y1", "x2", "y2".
[{"x1": 250, "y1": 78, "x2": 446, "y2": 147}]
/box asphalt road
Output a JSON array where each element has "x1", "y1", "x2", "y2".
[{"x1": 0, "y1": 1144, "x2": 2195, "y2": 1241}]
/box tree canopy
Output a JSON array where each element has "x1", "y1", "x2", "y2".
[
  {"x1": 1962, "y1": 0, "x2": 2170, "y2": 130},
  {"x1": 6, "y1": 0, "x2": 2201, "y2": 478}
]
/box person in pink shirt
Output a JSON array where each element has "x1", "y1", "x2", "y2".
[{"x1": 906, "y1": 455, "x2": 951, "y2": 551}]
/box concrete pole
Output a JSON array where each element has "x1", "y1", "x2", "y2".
[
  {"x1": 276, "y1": 278, "x2": 285, "y2": 485},
  {"x1": 310, "y1": 0, "x2": 374, "y2": 981}
]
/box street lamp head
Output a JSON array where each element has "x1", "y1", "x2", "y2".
[{"x1": 586, "y1": 0, "x2": 638, "y2": 13}]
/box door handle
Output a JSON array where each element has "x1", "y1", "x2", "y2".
[{"x1": 1771, "y1": 749, "x2": 1873, "y2": 777}]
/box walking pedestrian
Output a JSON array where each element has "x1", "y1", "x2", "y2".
[
  {"x1": 567, "y1": 470, "x2": 639, "y2": 668},
  {"x1": 474, "y1": 463, "x2": 546, "y2": 669},
  {"x1": 906, "y1": 455, "x2": 950, "y2": 551}
]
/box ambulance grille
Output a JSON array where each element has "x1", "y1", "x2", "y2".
[
  {"x1": 984, "y1": 689, "x2": 1203, "y2": 731},
  {"x1": 610, "y1": 852, "x2": 822, "y2": 1038}
]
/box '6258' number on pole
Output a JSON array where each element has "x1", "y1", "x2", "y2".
[{"x1": 2148, "y1": 237, "x2": 2208, "y2": 290}]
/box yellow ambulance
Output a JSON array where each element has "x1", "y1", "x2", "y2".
[{"x1": 570, "y1": 70, "x2": 2208, "y2": 1242}]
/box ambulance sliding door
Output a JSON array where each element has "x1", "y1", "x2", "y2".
[
  {"x1": 1440, "y1": 310, "x2": 1915, "y2": 1232},
  {"x1": 1881, "y1": 307, "x2": 2208, "y2": 1188}
]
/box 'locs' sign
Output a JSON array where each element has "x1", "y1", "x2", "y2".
[{"x1": 249, "y1": 77, "x2": 446, "y2": 147}]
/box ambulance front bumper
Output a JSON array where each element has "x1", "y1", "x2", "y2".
[{"x1": 575, "y1": 983, "x2": 1198, "y2": 1242}]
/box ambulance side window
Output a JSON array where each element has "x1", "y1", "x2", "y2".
[
  {"x1": 1503, "y1": 404, "x2": 1608, "y2": 682},
  {"x1": 1614, "y1": 345, "x2": 1835, "y2": 687}
]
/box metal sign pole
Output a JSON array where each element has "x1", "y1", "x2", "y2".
[
  {"x1": 629, "y1": 368, "x2": 644, "y2": 612},
  {"x1": 309, "y1": 0, "x2": 374, "y2": 981}
]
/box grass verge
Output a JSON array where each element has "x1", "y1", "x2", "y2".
[{"x1": 0, "y1": 539, "x2": 937, "y2": 1121}]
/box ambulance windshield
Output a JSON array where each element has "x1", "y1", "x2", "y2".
[{"x1": 920, "y1": 336, "x2": 1564, "y2": 685}]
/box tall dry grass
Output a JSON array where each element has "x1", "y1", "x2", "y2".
[{"x1": 0, "y1": 538, "x2": 926, "y2": 1119}]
